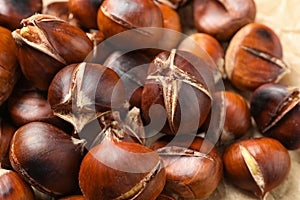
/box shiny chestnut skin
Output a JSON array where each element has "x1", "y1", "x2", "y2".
[
  {"x1": 225, "y1": 23, "x2": 289, "y2": 91},
  {"x1": 0, "y1": 168, "x2": 35, "y2": 200},
  {"x1": 48, "y1": 62, "x2": 125, "y2": 133},
  {"x1": 155, "y1": 0, "x2": 189, "y2": 9},
  {"x1": 193, "y1": 0, "x2": 256, "y2": 41},
  {"x1": 12, "y1": 14, "x2": 93, "y2": 90},
  {"x1": 9, "y1": 122, "x2": 85, "y2": 196},
  {"x1": 141, "y1": 49, "x2": 214, "y2": 135},
  {"x1": 0, "y1": 118, "x2": 16, "y2": 169},
  {"x1": 0, "y1": 26, "x2": 20, "y2": 106},
  {"x1": 0, "y1": 0, "x2": 43, "y2": 30},
  {"x1": 223, "y1": 137, "x2": 291, "y2": 198},
  {"x1": 97, "y1": 0, "x2": 163, "y2": 48},
  {"x1": 69, "y1": 0, "x2": 104, "y2": 29},
  {"x1": 79, "y1": 132, "x2": 166, "y2": 199},
  {"x1": 151, "y1": 135, "x2": 223, "y2": 199},
  {"x1": 250, "y1": 83, "x2": 300, "y2": 150}
]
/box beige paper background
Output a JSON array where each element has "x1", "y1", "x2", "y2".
[{"x1": 41, "y1": 0, "x2": 300, "y2": 199}]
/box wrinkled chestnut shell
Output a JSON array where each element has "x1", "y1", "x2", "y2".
[
  {"x1": 0, "y1": 169, "x2": 35, "y2": 199},
  {"x1": 0, "y1": 118, "x2": 16, "y2": 169},
  {"x1": 79, "y1": 137, "x2": 165, "y2": 200},
  {"x1": 0, "y1": 0, "x2": 43, "y2": 30},
  {"x1": 250, "y1": 83, "x2": 300, "y2": 150},
  {"x1": 193, "y1": 0, "x2": 256, "y2": 41},
  {"x1": 223, "y1": 137, "x2": 291, "y2": 197},
  {"x1": 151, "y1": 135, "x2": 223, "y2": 199},
  {"x1": 225, "y1": 23, "x2": 289, "y2": 91},
  {"x1": 9, "y1": 122, "x2": 85, "y2": 196}
]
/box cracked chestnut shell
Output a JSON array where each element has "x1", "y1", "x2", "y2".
[
  {"x1": 223, "y1": 137, "x2": 291, "y2": 198},
  {"x1": 141, "y1": 49, "x2": 214, "y2": 135},
  {"x1": 250, "y1": 83, "x2": 300, "y2": 150},
  {"x1": 48, "y1": 62, "x2": 125, "y2": 133},
  {"x1": 12, "y1": 14, "x2": 93, "y2": 90},
  {"x1": 151, "y1": 135, "x2": 223, "y2": 199},
  {"x1": 79, "y1": 129, "x2": 166, "y2": 200},
  {"x1": 9, "y1": 122, "x2": 85, "y2": 196},
  {"x1": 225, "y1": 23, "x2": 289, "y2": 91},
  {"x1": 193, "y1": 0, "x2": 256, "y2": 41}
]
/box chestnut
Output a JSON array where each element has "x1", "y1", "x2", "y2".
[
  {"x1": 69, "y1": 0, "x2": 104, "y2": 29},
  {"x1": 0, "y1": 118, "x2": 16, "y2": 169},
  {"x1": 223, "y1": 137, "x2": 291, "y2": 198},
  {"x1": 97, "y1": 0, "x2": 163, "y2": 48},
  {"x1": 155, "y1": 0, "x2": 190, "y2": 9},
  {"x1": 250, "y1": 83, "x2": 300, "y2": 150},
  {"x1": 0, "y1": 168, "x2": 35, "y2": 199},
  {"x1": 151, "y1": 135, "x2": 223, "y2": 199},
  {"x1": 0, "y1": 0, "x2": 43, "y2": 30},
  {"x1": 79, "y1": 128, "x2": 166, "y2": 199},
  {"x1": 225, "y1": 23, "x2": 290, "y2": 91},
  {"x1": 141, "y1": 49, "x2": 214, "y2": 135},
  {"x1": 59, "y1": 195, "x2": 85, "y2": 200},
  {"x1": 12, "y1": 14, "x2": 93, "y2": 90},
  {"x1": 48, "y1": 62, "x2": 125, "y2": 133},
  {"x1": 9, "y1": 122, "x2": 86, "y2": 196},
  {"x1": 0, "y1": 26, "x2": 20, "y2": 106},
  {"x1": 193, "y1": 0, "x2": 256, "y2": 41}
]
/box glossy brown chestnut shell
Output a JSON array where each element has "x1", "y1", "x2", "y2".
[
  {"x1": 250, "y1": 83, "x2": 300, "y2": 150},
  {"x1": 151, "y1": 135, "x2": 223, "y2": 199},
  {"x1": 193, "y1": 0, "x2": 256, "y2": 41},
  {"x1": 9, "y1": 122, "x2": 85, "y2": 196},
  {"x1": 141, "y1": 49, "x2": 214, "y2": 135},
  {"x1": 225, "y1": 23, "x2": 289, "y2": 91},
  {"x1": 12, "y1": 14, "x2": 93, "y2": 90},
  {"x1": 0, "y1": 118, "x2": 16, "y2": 169},
  {"x1": 155, "y1": 0, "x2": 189, "y2": 9},
  {"x1": 223, "y1": 137, "x2": 291, "y2": 198}
]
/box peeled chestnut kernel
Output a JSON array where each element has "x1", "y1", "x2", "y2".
[
  {"x1": 151, "y1": 134, "x2": 223, "y2": 199},
  {"x1": 0, "y1": 26, "x2": 20, "y2": 106},
  {"x1": 0, "y1": 168, "x2": 35, "y2": 200},
  {"x1": 223, "y1": 137, "x2": 291, "y2": 198},
  {"x1": 69, "y1": 0, "x2": 103, "y2": 29},
  {"x1": 48, "y1": 62, "x2": 125, "y2": 133},
  {"x1": 0, "y1": 0, "x2": 42, "y2": 30},
  {"x1": 178, "y1": 33, "x2": 224, "y2": 82},
  {"x1": 9, "y1": 122, "x2": 86, "y2": 196},
  {"x1": 193, "y1": 0, "x2": 256, "y2": 41},
  {"x1": 79, "y1": 126, "x2": 166, "y2": 199},
  {"x1": 97, "y1": 0, "x2": 163, "y2": 48},
  {"x1": 250, "y1": 83, "x2": 300, "y2": 150},
  {"x1": 155, "y1": 0, "x2": 189, "y2": 9},
  {"x1": 225, "y1": 23, "x2": 289, "y2": 91},
  {"x1": 12, "y1": 14, "x2": 93, "y2": 90},
  {"x1": 0, "y1": 118, "x2": 16, "y2": 169},
  {"x1": 141, "y1": 49, "x2": 214, "y2": 135}
]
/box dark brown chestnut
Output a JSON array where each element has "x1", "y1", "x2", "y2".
[
  {"x1": 193, "y1": 0, "x2": 256, "y2": 41},
  {"x1": 250, "y1": 83, "x2": 300, "y2": 150},
  {"x1": 12, "y1": 14, "x2": 93, "y2": 90},
  {"x1": 48, "y1": 62, "x2": 125, "y2": 133},
  {"x1": 225, "y1": 23, "x2": 290, "y2": 91},
  {"x1": 151, "y1": 135, "x2": 223, "y2": 199},
  {"x1": 155, "y1": 0, "x2": 190, "y2": 9},
  {"x1": 141, "y1": 49, "x2": 214, "y2": 135},
  {"x1": 0, "y1": 26, "x2": 20, "y2": 106},
  {"x1": 0, "y1": 168, "x2": 35, "y2": 199},
  {"x1": 59, "y1": 195, "x2": 85, "y2": 200},
  {"x1": 9, "y1": 122, "x2": 86, "y2": 196},
  {"x1": 0, "y1": 0, "x2": 43, "y2": 30},
  {"x1": 0, "y1": 118, "x2": 16, "y2": 169},
  {"x1": 223, "y1": 137, "x2": 291, "y2": 198}
]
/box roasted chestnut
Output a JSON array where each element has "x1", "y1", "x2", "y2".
[
  {"x1": 0, "y1": 118, "x2": 16, "y2": 169},
  {"x1": 0, "y1": 26, "x2": 20, "y2": 106},
  {"x1": 0, "y1": 168, "x2": 35, "y2": 199},
  {"x1": 250, "y1": 83, "x2": 300, "y2": 150},
  {"x1": 151, "y1": 135, "x2": 223, "y2": 199},
  {"x1": 0, "y1": 0, "x2": 43, "y2": 30},
  {"x1": 225, "y1": 23, "x2": 289, "y2": 91},
  {"x1": 193, "y1": 0, "x2": 256, "y2": 41},
  {"x1": 48, "y1": 62, "x2": 125, "y2": 133},
  {"x1": 223, "y1": 137, "x2": 291, "y2": 198},
  {"x1": 141, "y1": 49, "x2": 214, "y2": 135},
  {"x1": 12, "y1": 14, "x2": 93, "y2": 90},
  {"x1": 9, "y1": 122, "x2": 85, "y2": 196}
]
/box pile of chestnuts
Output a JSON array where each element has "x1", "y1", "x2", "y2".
[{"x1": 0, "y1": 0, "x2": 299, "y2": 199}]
